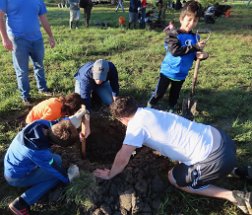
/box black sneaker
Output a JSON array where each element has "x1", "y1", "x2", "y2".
[
  {"x1": 22, "y1": 98, "x2": 32, "y2": 107},
  {"x1": 232, "y1": 190, "x2": 252, "y2": 214},
  {"x1": 9, "y1": 197, "x2": 30, "y2": 215}
]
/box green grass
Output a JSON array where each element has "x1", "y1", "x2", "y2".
[{"x1": 0, "y1": 1, "x2": 252, "y2": 214}]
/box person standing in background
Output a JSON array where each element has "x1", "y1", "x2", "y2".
[
  {"x1": 79, "y1": 0, "x2": 93, "y2": 27},
  {"x1": 69, "y1": 0, "x2": 81, "y2": 29},
  {"x1": 0, "y1": 0, "x2": 55, "y2": 106}
]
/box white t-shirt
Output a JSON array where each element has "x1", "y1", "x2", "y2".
[{"x1": 123, "y1": 108, "x2": 214, "y2": 165}]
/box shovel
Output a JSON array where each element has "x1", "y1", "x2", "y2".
[
  {"x1": 182, "y1": 30, "x2": 211, "y2": 120},
  {"x1": 80, "y1": 118, "x2": 87, "y2": 159},
  {"x1": 182, "y1": 58, "x2": 201, "y2": 120}
]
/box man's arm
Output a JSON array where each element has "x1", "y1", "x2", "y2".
[
  {"x1": 94, "y1": 144, "x2": 136, "y2": 180},
  {"x1": 39, "y1": 14, "x2": 55, "y2": 48},
  {"x1": 0, "y1": 11, "x2": 13, "y2": 51}
]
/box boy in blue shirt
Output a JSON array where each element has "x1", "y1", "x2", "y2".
[
  {"x1": 147, "y1": 1, "x2": 208, "y2": 112},
  {"x1": 4, "y1": 119, "x2": 80, "y2": 215}
]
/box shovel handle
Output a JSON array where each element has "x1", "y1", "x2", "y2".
[
  {"x1": 81, "y1": 137, "x2": 86, "y2": 159},
  {"x1": 80, "y1": 120, "x2": 87, "y2": 159},
  {"x1": 192, "y1": 58, "x2": 200, "y2": 95}
]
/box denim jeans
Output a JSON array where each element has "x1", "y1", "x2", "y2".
[
  {"x1": 12, "y1": 37, "x2": 48, "y2": 99},
  {"x1": 75, "y1": 80, "x2": 113, "y2": 105},
  {"x1": 5, "y1": 154, "x2": 62, "y2": 206}
]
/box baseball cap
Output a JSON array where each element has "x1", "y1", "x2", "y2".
[{"x1": 92, "y1": 59, "x2": 109, "y2": 81}]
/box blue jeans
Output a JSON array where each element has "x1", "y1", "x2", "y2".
[
  {"x1": 12, "y1": 37, "x2": 48, "y2": 99},
  {"x1": 75, "y1": 80, "x2": 113, "y2": 105},
  {"x1": 5, "y1": 154, "x2": 62, "y2": 206}
]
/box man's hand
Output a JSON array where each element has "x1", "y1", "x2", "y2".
[
  {"x1": 2, "y1": 37, "x2": 13, "y2": 51},
  {"x1": 48, "y1": 36, "x2": 55, "y2": 48},
  {"x1": 67, "y1": 164, "x2": 80, "y2": 182},
  {"x1": 93, "y1": 168, "x2": 111, "y2": 180}
]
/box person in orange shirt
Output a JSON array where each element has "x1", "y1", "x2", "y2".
[{"x1": 26, "y1": 93, "x2": 82, "y2": 124}]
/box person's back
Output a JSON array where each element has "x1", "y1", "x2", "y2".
[
  {"x1": 26, "y1": 93, "x2": 82, "y2": 124},
  {"x1": 124, "y1": 107, "x2": 214, "y2": 165},
  {"x1": 26, "y1": 98, "x2": 63, "y2": 123}
]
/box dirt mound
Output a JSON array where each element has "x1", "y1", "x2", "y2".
[{"x1": 54, "y1": 111, "x2": 172, "y2": 214}]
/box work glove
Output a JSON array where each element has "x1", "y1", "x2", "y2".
[
  {"x1": 67, "y1": 164, "x2": 80, "y2": 182},
  {"x1": 69, "y1": 105, "x2": 87, "y2": 128}
]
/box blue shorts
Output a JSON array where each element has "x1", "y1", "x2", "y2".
[{"x1": 172, "y1": 129, "x2": 237, "y2": 189}]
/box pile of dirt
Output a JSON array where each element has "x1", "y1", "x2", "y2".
[{"x1": 55, "y1": 111, "x2": 172, "y2": 215}]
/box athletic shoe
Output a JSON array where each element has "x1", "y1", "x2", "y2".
[
  {"x1": 9, "y1": 197, "x2": 30, "y2": 215},
  {"x1": 22, "y1": 98, "x2": 32, "y2": 107},
  {"x1": 232, "y1": 190, "x2": 252, "y2": 214}
]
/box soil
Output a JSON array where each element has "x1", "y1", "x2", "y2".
[
  {"x1": 0, "y1": 108, "x2": 173, "y2": 215},
  {"x1": 52, "y1": 110, "x2": 172, "y2": 215}
]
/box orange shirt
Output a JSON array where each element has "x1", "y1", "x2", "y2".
[{"x1": 26, "y1": 98, "x2": 63, "y2": 124}]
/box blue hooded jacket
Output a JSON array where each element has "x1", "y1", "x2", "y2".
[
  {"x1": 4, "y1": 120, "x2": 70, "y2": 184},
  {"x1": 74, "y1": 61, "x2": 119, "y2": 111}
]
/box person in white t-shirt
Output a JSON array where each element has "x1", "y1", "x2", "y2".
[{"x1": 94, "y1": 96, "x2": 252, "y2": 214}]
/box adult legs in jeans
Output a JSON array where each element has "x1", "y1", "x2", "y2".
[
  {"x1": 12, "y1": 38, "x2": 48, "y2": 99},
  {"x1": 30, "y1": 39, "x2": 48, "y2": 93},
  {"x1": 12, "y1": 38, "x2": 31, "y2": 99},
  {"x1": 95, "y1": 81, "x2": 113, "y2": 105},
  {"x1": 148, "y1": 73, "x2": 171, "y2": 107},
  {"x1": 5, "y1": 154, "x2": 62, "y2": 206}
]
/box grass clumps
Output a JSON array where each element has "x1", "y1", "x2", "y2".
[{"x1": 61, "y1": 171, "x2": 98, "y2": 210}]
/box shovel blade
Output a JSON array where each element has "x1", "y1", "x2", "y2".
[{"x1": 182, "y1": 98, "x2": 198, "y2": 120}]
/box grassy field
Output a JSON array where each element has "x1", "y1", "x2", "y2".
[{"x1": 0, "y1": 1, "x2": 251, "y2": 214}]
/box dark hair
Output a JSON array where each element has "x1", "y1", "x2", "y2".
[
  {"x1": 48, "y1": 120, "x2": 79, "y2": 147},
  {"x1": 61, "y1": 93, "x2": 82, "y2": 116},
  {"x1": 110, "y1": 96, "x2": 138, "y2": 119},
  {"x1": 180, "y1": 0, "x2": 202, "y2": 19}
]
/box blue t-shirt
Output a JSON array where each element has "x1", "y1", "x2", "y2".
[
  {"x1": 0, "y1": 0, "x2": 47, "y2": 41},
  {"x1": 161, "y1": 32, "x2": 198, "y2": 80}
]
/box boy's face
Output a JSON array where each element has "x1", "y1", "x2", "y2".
[{"x1": 180, "y1": 14, "x2": 199, "y2": 32}]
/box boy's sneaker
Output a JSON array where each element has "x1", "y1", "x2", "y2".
[
  {"x1": 232, "y1": 190, "x2": 252, "y2": 214},
  {"x1": 39, "y1": 90, "x2": 52, "y2": 97},
  {"x1": 22, "y1": 98, "x2": 32, "y2": 107},
  {"x1": 9, "y1": 197, "x2": 30, "y2": 215}
]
